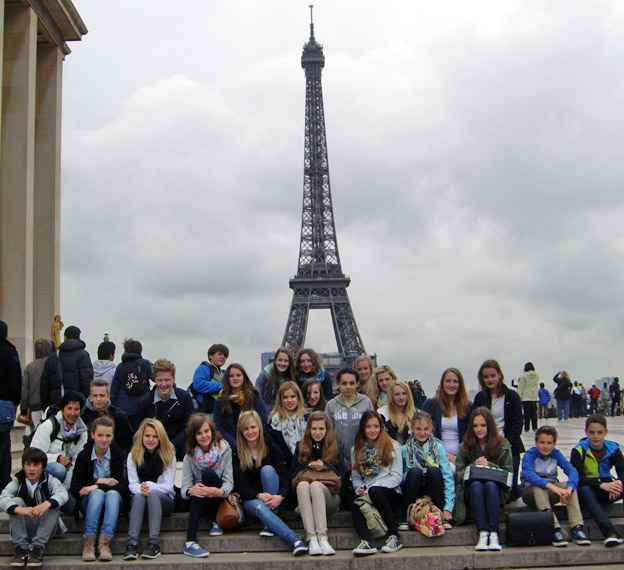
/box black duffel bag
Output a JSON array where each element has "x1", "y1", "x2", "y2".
[{"x1": 505, "y1": 511, "x2": 555, "y2": 546}]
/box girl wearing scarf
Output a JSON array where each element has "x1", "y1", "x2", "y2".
[
  {"x1": 180, "y1": 413, "x2": 233, "y2": 558},
  {"x1": 214, "y1": 363, "x2": 269, "y2": 452},
  {"x1": 401, "y1": 411, "x2": 455, "y2": 528},
  {"x1": 268, "y1": 382, "x2": 308, "y2": 466},
  {"x1": 124, "y1": 418, "x2": 176, "y2": 560},
  {"x1": 350, "y1": 410, "x2": 403, "y2": 557}
]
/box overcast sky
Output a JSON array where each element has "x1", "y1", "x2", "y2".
[{"x1": 60, "y1": 0, "x2": 624, "y2": 396}]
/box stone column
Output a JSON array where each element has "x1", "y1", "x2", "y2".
[
  {"x1": 33, "y1": 45, "x2": 63, "y2": 351},
  {"x1": 0, "y1": 5, "x2": 37, "y2": 362}
]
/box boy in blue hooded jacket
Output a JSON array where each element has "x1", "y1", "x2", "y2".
[{"x1": 521, "y1": 425, "x2": 589, "y2": 547}]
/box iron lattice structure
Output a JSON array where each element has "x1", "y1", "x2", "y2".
[{"x1": 282, "y1": 12, "x2": 366, "y2": 363}]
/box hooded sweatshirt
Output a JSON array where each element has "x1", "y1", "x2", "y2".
[
  {"x1": 20, "y1": 338, "x2": 53, "y2": 414},
  {"x1": 93, "y1": 359, "x2": 117, "y2": 386},
  {"x1": 517, "y1": 370, "x2": 540, "y2": 401},
  {"x1": 325, "y1": 393, "x2": 373, "y2": 465}
]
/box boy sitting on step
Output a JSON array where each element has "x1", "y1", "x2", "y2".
[
  {"x1": 571, "y1": 414, "x2": 624, "y2": 547},
  {"x1": 0, "y1": 447, "x2": 68, "y2": 567},
  {"x1": 521, "y1": 425, "x2": 590, "y2": 547}
]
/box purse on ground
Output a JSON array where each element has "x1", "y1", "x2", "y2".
[
  {"x1": 505, "y1": 510, "x2": 555, "y2": 546},
  {"x1": 216, "y1": 492, "x2": 244, "y2": 531}
]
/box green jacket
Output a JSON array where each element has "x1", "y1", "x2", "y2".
[{"x1": 452, "y1": 439, "x2": 513, "y2": 524}]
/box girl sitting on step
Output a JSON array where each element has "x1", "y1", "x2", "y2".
[
  {"x1": 292, "y1": 412, "x2": 345, "y2": 556},
  {"x1": 71, "y1": 416, "x2": 129, "y2": 562},
  {"x1": 267, "y1": 382, "x2": 309, "y2": 466},
  {"x1": 454, "y1": 407, "x2": 512, "y2": 551},
  {"x1": 378, "y1": 379, "x2": 416, "y2": 445},
  {"x1": 350, "y1": 410, "x2": 403, "y2": 557},
  {"x1": 124, "y1": 418, "x2": 176, "y2": 560},
  {"x1": 233, "y1": 410, "x2": 308, "y2": 556},
  {"x1": 181, "y1": 413, "x2": 233, "y2": 558}
]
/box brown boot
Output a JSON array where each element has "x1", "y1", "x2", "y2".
[
  {"x1": 98, "y1": 534, "x2": 113, "y2": 561},
  {"x1": 82, "y1": 535, "x2": 96, "y2": 562}
]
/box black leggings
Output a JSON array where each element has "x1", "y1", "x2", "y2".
[
  {"x1": 351, "y1": 486, "x2": 401, "y2": 540},
  {"x1": 401, "y1": 466, "x2": 445, "y2": 511},
  {"x1": 186, "y1": 469, "x2": 222, "y2": 542}
]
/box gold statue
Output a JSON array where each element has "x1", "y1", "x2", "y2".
[{"x1": 51, "y1": 314, "x2": 64, "y2": 349}]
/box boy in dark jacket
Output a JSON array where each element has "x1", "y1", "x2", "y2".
[
  {"x1": 570, "y1": 414, "x2": 624, "y2": 546},
  {"x1": 0, "y1": 447, "x2": 68, "y2": 566}
]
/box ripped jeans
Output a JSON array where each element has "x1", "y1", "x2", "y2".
[{"x1": 242, "y1": 465, "x2": 301, "y2": 547}]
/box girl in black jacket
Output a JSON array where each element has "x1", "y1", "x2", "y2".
[
  {"x1": 71, "y1": 417, "x2": 129, "y2": 561},
  {"x1": 233, "y1": 410, "x2": 307, "y2": 556},
  {"x1": 472, "y1": 359, "x2": 524, "y2": 499}
]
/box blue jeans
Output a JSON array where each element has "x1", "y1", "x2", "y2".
[
  {"x1": 577, "y1": 484, "x2": 623, "y2": 536},
  {"x1": 81, "y1": 488, "x2": 123, "y2": 536},
  {"x1": 242, "y1": 465, "x2": 301, "y2": 547},
  {"x1": 465, "y1": 480, "x2": 500, "y2": 532},
  {"x1": 45, "y1": 462, "x2": 75, "y2": 514},
  {"x1": 556, "y1": 399, "x2": 570, "y2": 420}
]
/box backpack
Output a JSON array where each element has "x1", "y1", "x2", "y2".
[
  {"x1": 122, "y1": 359, "x2": 150, "y2": 397},
  {"x1": 23, "y1": 405, "x2": 61, "y2": 449}
]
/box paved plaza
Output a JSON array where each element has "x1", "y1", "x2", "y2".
[{"x1": 520, "y1": 414, "x2": 624, "y2": 461}]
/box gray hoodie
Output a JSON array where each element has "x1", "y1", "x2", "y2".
[{"x1": 325, "y1": 393, "x2": 374, "y2": 465}]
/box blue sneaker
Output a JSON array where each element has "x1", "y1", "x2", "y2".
[
  {"x1": 292, "y1": 540, "x2": 308, "y2": 556},
  {"x1": 552, "y1": 531, "x2": 568, "y2": 547},
  {"x1": 209, "y1": 522, "x2": 224, "y2": 537},
  {"x1": 571, "y1": 527, "x2": 591, "y2": 546},
  {"x1": 183, "y1": 542, "x2": 210, "y2": 558}
]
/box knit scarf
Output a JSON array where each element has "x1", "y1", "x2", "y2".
[
  {"x1": 192, "y1": 444, "x2": 222, "y2": 471},
  {"x1": 358, "y1": 442, "x2": 383, "y2": 477},
  {"x1": 137, "y1": 450, "x2": 164, "y2": 483},
  {"x1": 405, "y1": 434, "x2": 439, "y2": 471},
  {"x1": 270, "y1": 413, "x2": 307, "y2": 454}
]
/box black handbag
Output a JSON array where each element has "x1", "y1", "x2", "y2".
[{"x1": 505, "y1": 511, "x2": 555, "y2": 546}]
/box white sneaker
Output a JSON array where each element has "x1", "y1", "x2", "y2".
[
  {"x1": 319, "y1": 537, "x2": 335, "y2": 556},
  {"x1": 475, "y1": 531, "x2": 489, "y2": 551},
  {"x1": 398, "y1": 521, "x2": 410, "y2": 531},
  {"x1": 488, "y1": 531, "x2": 502, "y2": 551},
  {"x1": 308, "y1": 537, "x2": 322, "y2": 556}
]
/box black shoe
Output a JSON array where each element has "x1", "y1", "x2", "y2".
[
  {"x1": 604, "y1": 528, "x2": 623, "y2": 547},
  {"x1": 27, "y1": 546, "x2": 43, "y2": 567},
  {"x1": 141, "y1": 543, "x2": 162, "y2": 559},
  {"x1": 123, "y1": 543, "x2": 138, "y2": 561},
  {"x1": 10, "y1": 547, "x2": 28, "y2": 567}
]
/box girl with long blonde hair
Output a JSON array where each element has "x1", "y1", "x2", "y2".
[
  {"x1": 367, "y1": 365, "x2": 397, "y2": 409},
  {"x1": 124, "y1": 418, "x2": 176, "y2": 560},
  {"x1": 233, "y1": 411, "x2": 307, "y2": 556},
  {"x1": 268, "y1": 382, "x2": 308, "y2": 465},
  {"x1": 378, "y1": 380, "x2": 415, "y2": 444}
]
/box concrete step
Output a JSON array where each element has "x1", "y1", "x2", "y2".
[
  {"x1": 5, "y1": 543, "x2": 624, "y2": 570},
  {"x1": 1, "y1": 513, "x2": 622, "y2": 557},
  {"x1": 2, "y1": 500, "x2": 621, "y2": 534}
]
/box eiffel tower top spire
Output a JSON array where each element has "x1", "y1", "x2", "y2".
[{"x1": 282, "y1": 10, "x2": 366, "y2": 359}]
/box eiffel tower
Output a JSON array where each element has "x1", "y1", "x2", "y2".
[{"x1": 282, "y1": 7, "x2": 366, "y2": 364}]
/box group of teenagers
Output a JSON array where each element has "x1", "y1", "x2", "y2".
[{"x1": 2, "y1": 345, "x2": 624, "y2": 567}]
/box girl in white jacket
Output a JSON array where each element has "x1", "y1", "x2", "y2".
[{"x1": 124, "y1": 418, "x2": 176, "y2": 560}]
